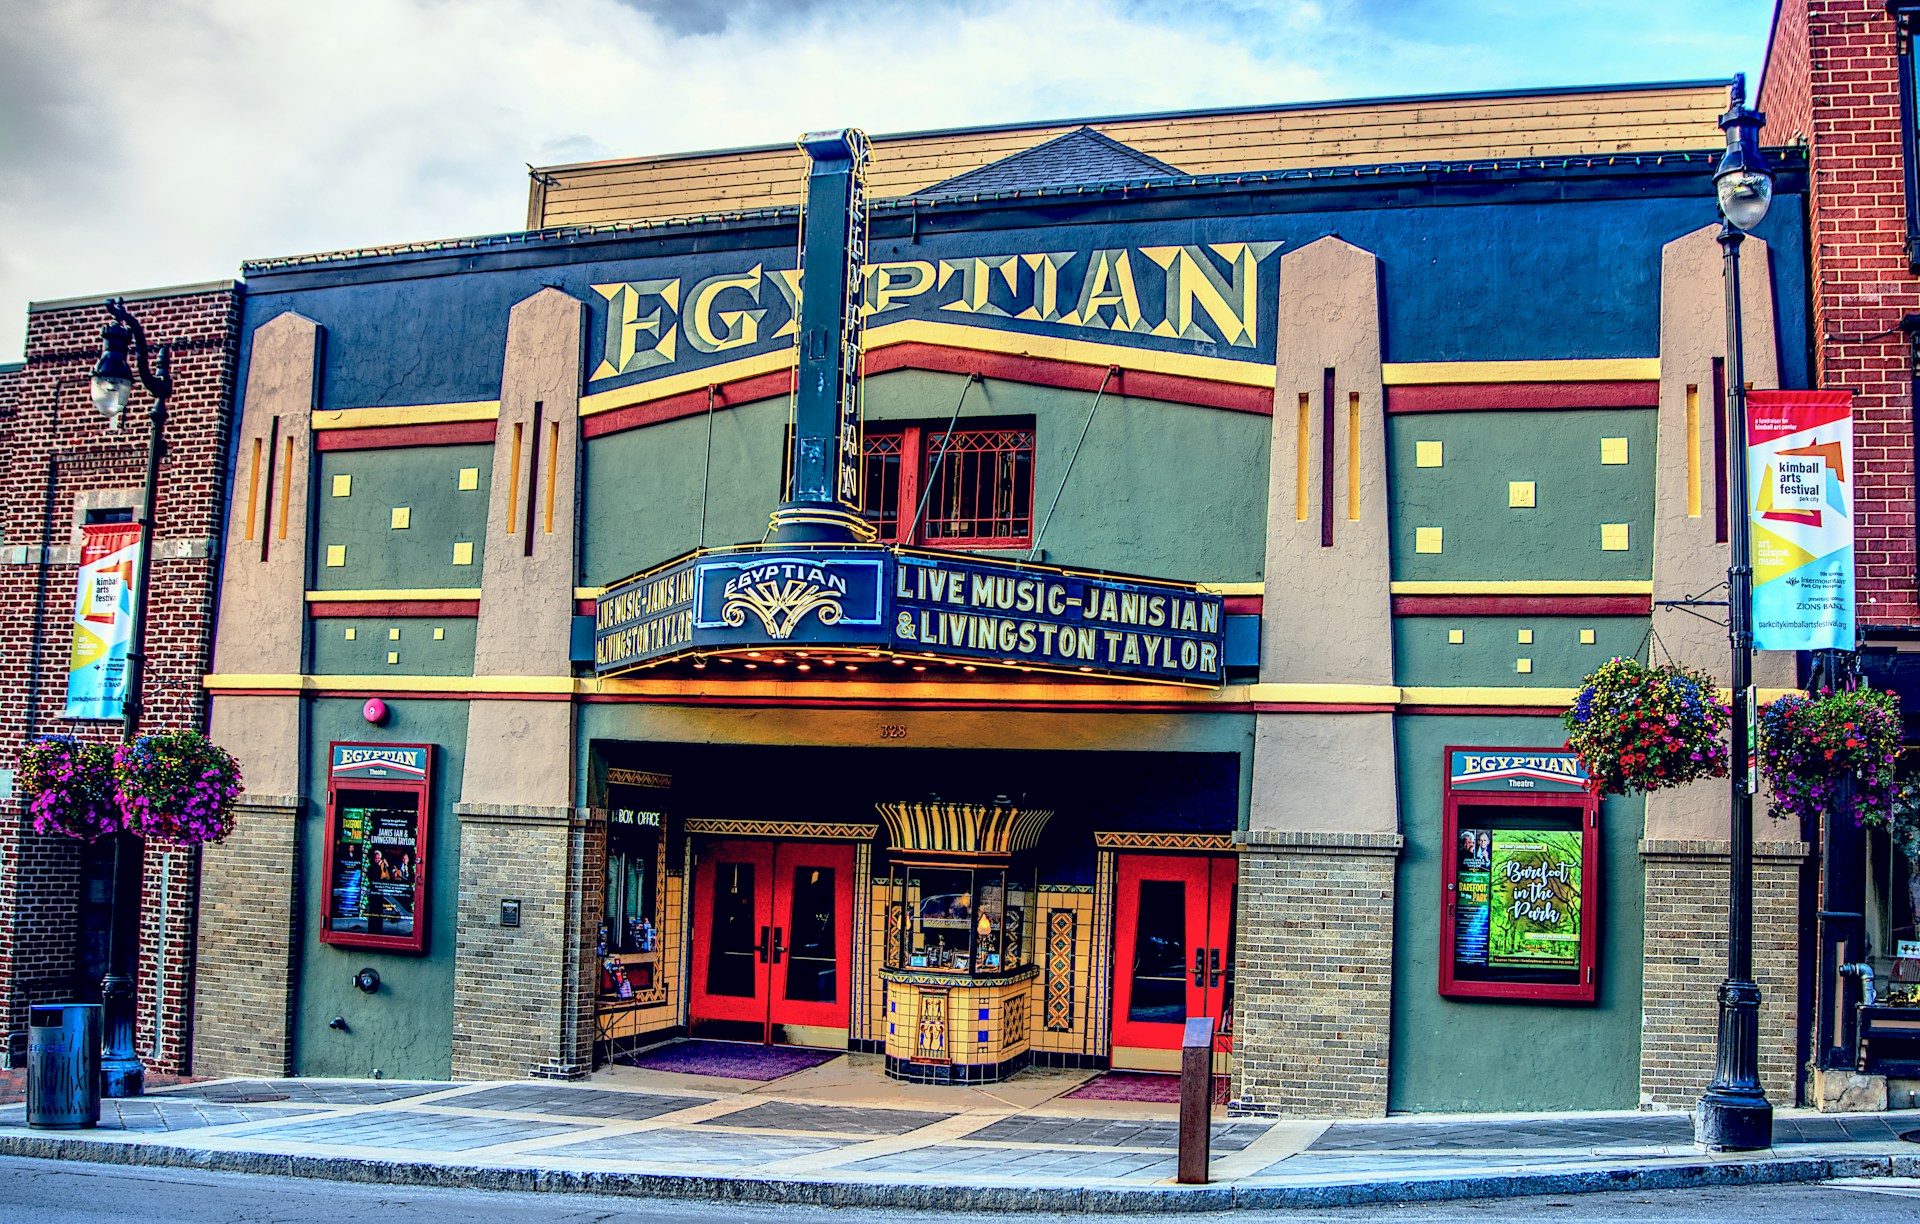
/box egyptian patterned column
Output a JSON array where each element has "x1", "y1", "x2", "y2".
[
  {"x1": 1641, "y1": 224, "x2": 1803, "y2": 1108},
  {"x1": 194, "y1": 311, "x2": 321, "y2": 1075},
  {"x1": 451, "y1": 287, "x2": 600, "y2": 1080},
  {"x1": 1237, "y1": 236, "x2": 1402, "y2": 1117}
]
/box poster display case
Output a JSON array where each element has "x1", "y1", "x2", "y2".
[
  {"x1": 320, "y1": 743, "x2": 433, "y2": 954},
  {"x1": 889, "y1": 863, "x2": 1035, "y2": 975},
  {"x1": 1439, "y1": 747, "x2": 1600, "y2": 1003}
]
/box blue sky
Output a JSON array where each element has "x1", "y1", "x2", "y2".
[{"x1": 0, "y1": 0, "x2": 1775, "y2": 361}]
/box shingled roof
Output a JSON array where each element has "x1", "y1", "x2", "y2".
[{"x1": 916, "y1": 126, "x2": 1185, "y2": 196}]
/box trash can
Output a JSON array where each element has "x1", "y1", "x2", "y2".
[{"x1": 26, "y1": 1004, "x2": 101, "y2": 1129}]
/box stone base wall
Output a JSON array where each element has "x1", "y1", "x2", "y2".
[
  {"x1": 1231, "y1": 830, "x2": 1401, "y2": 1118},
  {"x1": 1639, "y1": 839, "x2": 1806, "y2": 1108},
  {"x1": 191, "y1": 796, "x2": 301, "y2": 1077},
  {"x1": 451, "y1": 805, "x2": 600, "y2": 1080}
]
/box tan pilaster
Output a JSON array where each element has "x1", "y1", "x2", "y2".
[
  {"x1": 451, "y1": 287, "x2": 596, "y2": 1079},
  {"x1": 1237, "y1": 237, "x2": 1400, "y2": 1117}
]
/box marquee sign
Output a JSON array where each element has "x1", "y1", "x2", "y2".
[{"x1": 595, "y1": 544, "x2": 1226, "y2": 686}]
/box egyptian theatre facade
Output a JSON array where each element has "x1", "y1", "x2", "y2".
[{"x1": 191, "y1": 82, "x2": 1817, "y2": 1115}]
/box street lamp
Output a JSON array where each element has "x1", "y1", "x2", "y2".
[
  {"x1": 1696, "y1": 73, "x2": 1774, "y2": 1152},
  {"x1": 87, "y1": 298, "x2": 172, "y2": 1098}
]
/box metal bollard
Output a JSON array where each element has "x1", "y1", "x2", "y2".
[
  {"x1": 26, "y1": 1004, "x2": 102, "y2": 1129},
  {"x1": 1177, "y1": 1015, "x2": 1215, "y2": 1184}
]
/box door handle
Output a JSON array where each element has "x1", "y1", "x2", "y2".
[
  {"x1": 757, "y1": 925, "x2": 771, "y2": 963},
  {"x1": 1192, "y1": 947, "x2": 1206, "y2": 987},
  {"x1": 1209, "y1": 947, "x2": 1223, "y2": 987},
  {"x1": 772, "y1": 927, "x2": 786, "y2": 964}
]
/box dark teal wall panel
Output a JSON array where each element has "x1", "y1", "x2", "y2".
[
  {"x1": 1393, "y1": 617, "x2": 1648, "y2": 688},
  {"x1": 313, "y1": 446, "x2": 492, "y2": 590},
  {"x1": 310, "y1": 618, "x2": 478, "y2": 677}
]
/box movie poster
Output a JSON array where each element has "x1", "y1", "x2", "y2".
[
  {"x1": 327, "y1": 802, "x2": 420, "y2": 938},
  {"x1": 1454, "y1": 827, "x2": 1492, "y2": 968},
  {"x1": 1489, "y1": 829, "x2": 1583, "y2": 968},
  {"x1": 63, "y1": 522, "x2": 141, "y2": 720}
]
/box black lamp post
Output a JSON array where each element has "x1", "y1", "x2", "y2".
[
  {"x1": 1696, "y1": 73, "x2": 1775, "y2": 1153},
  {"x1": 87, "y1": 298, "x2": 171, "y2": 1099}
]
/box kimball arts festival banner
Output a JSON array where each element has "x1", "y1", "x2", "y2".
[
  {"x1": 63, "y1": 521, "x2": 141, "y2": 720},
  {"x1": 1748, "y1": 389, "x2": 1855, "y2": 651}
]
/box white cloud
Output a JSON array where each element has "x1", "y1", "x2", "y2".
[{"x1": 0, "y1": 0, "x2": 1764, "y2": 360}]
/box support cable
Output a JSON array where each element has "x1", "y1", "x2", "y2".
[
  {"x1": 908, "y1": 372, "x2": 981, "y2": 542},
  {"x1": 1028, "y1": 366, "x2": 1117, "y2": 561}
]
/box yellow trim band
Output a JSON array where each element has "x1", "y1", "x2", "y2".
[
  {"x1": 1381, "y1": 359, "x2": 1660, "y2": 386},
  {"x1": 1389, "y1": 580, "x2": 1654, "y2": 596},
  {"x1": 204, "y1": 674, "x2": 574, "y2": 694},
  {"x1": 1242, "y1": 683, "x2": 1400, "y2": 704},
  {"x1": 311, "y1": 401, "x2": 501, "y2": 431},
  {"x1": 579, "y1": 350, "x2": 792, "y2": 417},
  {"x1": 305, "y1": 589, "x2": 484, "y2": 602},
  {"x1": 1196, "y1": 581, "x2": 1262, "y2": 596}
]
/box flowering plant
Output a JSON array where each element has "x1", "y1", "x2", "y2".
[
  {"x1": 1757, "y1": 686, "x2": 1902, "y2": 826},
  {"x1": 14, "y1": 736, "x2": 122, "y2": 841},
  {"x1": 1563, "y1": 656, "x2": 1731, "y2": 795},
  {"x1": 112, "y1": 731, "x2": 243, "y2": 845}
]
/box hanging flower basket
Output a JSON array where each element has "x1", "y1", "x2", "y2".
[
  {"x1": 1563, "y1": 656, "x2": 1731, "y2": 796},
  {"x1": 1757, "y1": 686, "x2": 1902, "y2": 826},
  {"x1": 15, "y1": 736, "x2": 122, "y2": 841},
  {"x1": 113, "y1": 730, "x2": 244, "y2": 846}
]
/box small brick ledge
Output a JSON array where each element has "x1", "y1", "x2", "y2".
[
  {"x1": 1638, "y1": 839, "x2": 1810, "y2": 860},
  {"x1": 453, "y1": 802, "x2": 580, "y2": 825},
  {"x1": 1237, "y1": 829, "x2": 1404, "y2": 855}
]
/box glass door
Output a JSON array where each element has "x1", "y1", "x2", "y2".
[{"x1": 1110, "y1": 854, "x2": 1235, "y2": 1056}]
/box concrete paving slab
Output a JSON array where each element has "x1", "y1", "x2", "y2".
[
  {"x1": 440, "y1": 1083, "x2": 708, "y2": 1121},
  {"x1": 226, "y1": 1108, "x2": 587, "y2": 1153},
  {"x1": 696, "y1": 1099, "x2": 952, "y2": 1136},
  {"x1": 540, "y1": 1127, "x2": 856, "y2": 1165},
  {"x1": 0, "y1": 1099, "x2": 324, "y2": 1132},
  {"x1": 839, "y1": 1141, "x2": 1178, "y2": 1179}
]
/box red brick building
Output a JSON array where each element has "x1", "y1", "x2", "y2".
[
  {"x1": 0, "y1": 283, "x2": 240, "y2": 1072},
  {"x1": 1762, "y1": 1, "x2": 1920, "y2": 1106}
]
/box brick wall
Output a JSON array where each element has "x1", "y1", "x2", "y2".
[
  {"x1": 1761, "y1": 0, "x2": 1919, "y2": 625},
  {"x1": 450, "y1": 807, "x2": 599, "y2": 1080},
  {"x1": 192, "y1": 798, "x2": 300, "y2": 1076},
  {"x1": 0, "y1": 285, "x2": 240, "y2": 1069},
  {"x1": 1230, "y1": 833, "x2": 1400, "y2": 1118},
  {"x1": 1639, "y1": 842, "x2": 1805, "y2": 1107}
]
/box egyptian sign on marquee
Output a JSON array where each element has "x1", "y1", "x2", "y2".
[{"x1": 595, "y1": 545, "x2": 1226, "y2": 686}]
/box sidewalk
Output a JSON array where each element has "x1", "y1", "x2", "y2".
[{"x1": 2, "y1": 1053, "x2": 1918, "y2": 1211}]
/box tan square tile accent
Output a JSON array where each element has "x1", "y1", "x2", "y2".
[
  {"x1": 433, "y1": 627, "x2": 445, "y2": 640},
  {"x1": 1508, "y1": 481, "x2": 1536, "y2": 508},
  {"x1": 325, "y1": 544, "x2": 346, "y2": 567},
  {"x1": 1517, "y1": 629, "x2": 1533, "y2": 644},
  {"x1": 1415, "y1": 441, "x2": 1443, "y2": 468},
  {"x1": 344, "y1": 627, "x2": 356, "y2": 641},
  {"x1": 387, "y1": 651, "x2": 399, "y2": 665},
  {"x1": 331, "y1": 474, "x2": 351, "y2": 497},
  {"x1": 458, "y1": 467, "x2": 480, "y2": 491},
  {"x1": 452, "y1": 541, "x2": 474, "y2": 565},
  {"x1": 1516, "y1": 657, "x2": 1533, "y2": 674},
  {"x1": 390, "y1": 507, "x2": 411, "y2": 530},
  {"x1": 1447, "y1": 628, "x2": 1465, "y2": 645},
  {"x1": 1600, "y1": 523, "x2": 1630, "y2": 551},
  {"x1": 388, "y1": 627, "x2": 401, "y2": 641},
  {"x1": 1415, "y1": 526, "x2": 1443, "y2": 554},
  {"x1": 1600, "y1": 437, "x2": 1629, "y2": 465},
  {"x1": 1580, "y1": 628, "x2": 1597, "y2": 645}
]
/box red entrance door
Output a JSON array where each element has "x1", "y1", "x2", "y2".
[
  {"x1": 1110, "y1": 854, "x2": 1235, "y2": 1059},
  {"x1": 688, "y1": 840, "x2": 854, "y2": 1044}
]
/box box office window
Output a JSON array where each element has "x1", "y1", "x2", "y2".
[
  {"x1": 320, "y1": 743, "x2": 434, "y2": 955},
  {"x1": 1439, "y1": 747, "x2": 1600, "y2": 1003},
  {"x1": 601, "y1": 780, "x2": 667, "y2": 1000},
  {"x1": 859, "y1": 422, "x2": 1035, "y2": 548}
]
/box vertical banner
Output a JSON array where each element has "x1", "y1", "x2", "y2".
[
  {"x1": 1747, "y1": 389, "x2": 1854, "y2": 651},
  {"x1": 63, "y1": 521, "x2": 141, "y2": 720}
]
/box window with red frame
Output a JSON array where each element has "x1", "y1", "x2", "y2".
[{"x1": 860, "y1": 423, "x2": 1034, "y2": 548}]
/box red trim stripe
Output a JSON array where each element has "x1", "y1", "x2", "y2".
[
  {"x1": 1249, "y1": 703, "x2": 1395, "y2": 713},
  {"x1": 1221, "y1": 595, "x2": 1261, "y2": 616},
  {"x1": 308, "y1": 601, "x2": 480, "y2": 618},
  {"x1": 1386, "y1": 381, "x2": 1658, "y2": 414},
  {"x1": 1392, "y1": 595, "x2": 1651, "y2": 616},
  {"x1": 315, "y1": 421, "x2": 497, "y2": 451}
]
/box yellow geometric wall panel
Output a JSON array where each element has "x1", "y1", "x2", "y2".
[
  {"x1": 1508, "y1": 481, "x2": 1536, "y2": 508},
  {"x1": 1415, "y1": 526, "x2": 1444, "y2": 554},
  {"x1": 1600, "y1": 437, "x2": 1629, "y2": 465},
  {"x1": 1517, "y1": 629, "x2": 1533, "y2": 644},
  {"x1": 458, "y1": 467, "x2": 480, "y2": 491},
  {"x1": 1448, "y1": 628, "x2": 1465, "y2": 644},
  {"x1": 452, "y1": 541, "x2": 474, "y2": 565},
  {"x1": 1580, "y1": 628, "x2": 1597, "y2": 644},
  {"x1": 1600, "y1": 523, "x2": 1630, "y2": 551},
  {"x1": 325, "y1": 545, "x2": 346, "y2": 567},
  {"x1": 331, "y1": 474, "x2": 352, "y2": 497},
  {"x1": 390, "y1": 507, "x2": 411, "y2": 529},
  {"x1": 1415, "y1": 441, "x2": 1444, "y2": 468}
]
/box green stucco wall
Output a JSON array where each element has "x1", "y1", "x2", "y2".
[
  {"x1": 312, "y1": 445, "x2": 492, "y2": 590},
  {"x1": 293, "y1": 697, "x2": 467, "y2": 1079},
  {"x1": 1389, "y1": 714, "x2": 1645, "y2": 1112},
  {"x1": 1392, "y1": 617, "x2": 1649, "y2": 688},
  {"x1": 579, "y1": 369, "x2": 1271, "y2": 587},
  {"x1": 309, "y1": 617, "x2": 478, "y2": 676},
  {"x1": 1387, "y1": 410, "x2": 1656, "y2": 582}
]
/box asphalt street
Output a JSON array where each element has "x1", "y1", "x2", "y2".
[{"x1": 3, "y1": 1157, "x2": 1920, "y2": 1223}]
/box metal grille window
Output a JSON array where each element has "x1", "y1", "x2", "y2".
[{"x1": 859, "y1": 423, "x2": 1034, "y2": 548}]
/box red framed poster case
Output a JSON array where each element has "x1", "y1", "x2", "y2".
[
  {"x1": 1439, "y1": 746, "x2": 1600, "y2": 1003},
  {"x1": 320, "y1": 742, "x2": 434, "y2": 954}
]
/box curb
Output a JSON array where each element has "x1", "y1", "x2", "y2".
[{"x1": 0, "y1": 1134, "x2": 1911, "y2": 1212}]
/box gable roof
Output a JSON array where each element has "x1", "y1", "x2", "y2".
[{"x1": 916, "y1": 126, "x2": 1185, "y2": 196}]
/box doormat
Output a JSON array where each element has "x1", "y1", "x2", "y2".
[
  {"x1": 1063, "y1": 1071, "x2": 1229, "y2": 1104},
  {"x1": 616, "y1": 1040, "x2": 842, "y2": 1081}
]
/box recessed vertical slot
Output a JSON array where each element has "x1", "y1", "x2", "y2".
[
  {"x1": 1346, "y1": 391, "x2": 1361, "y2": 521},
  {"x1": 507, "y1": 422, "x2": 523, "y2": 536},
  {"x1": 1320, "y1": 368, "x2": 1335, "y2": 547},
  {"x1": 1685, "y1": 383, "x2": 1702, "y2": 518},
  {"x1": 1712, "y1": 357, "x2": 1728, "y2": 543},
  {"x1": 258, "y1": 416, "x2": 280, "y2": 562},
  {"x1": 244, "y1": 437, "x2": 262, "y2": 542},
  {"x1": 277, "y1": 436, "x2": 294, "y2": 542},
  {"x1": 524, "y1": 402, "x2": 544, "y2": 557},
  {"x1": 543, "y1": 419, "x2": 559, "y2": 535},
  {"x1": 1294, "y1": 393, "x2": 1311, "y2": 522}
]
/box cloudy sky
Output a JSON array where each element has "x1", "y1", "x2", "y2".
[{"x1": 1, "y1": 0, "x2": 1772, "y2": 361}]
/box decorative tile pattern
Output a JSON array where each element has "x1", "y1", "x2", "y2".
[
  {"x1": 683, "y1": 819, "x2": 877, "y2": 840},
  {"x1": 916, "y1": 989, "x2": 949, "y2": 1061},
  {"x1": 1093, "y1": 832, "x2": 1234, "y2": 852},
  {"x1": 1045, "y1": 908, "x2": 1077, "y2": 1032},
  {"x1": 885, "y1": 902, "x2": 906, "y2": 969},
  {"x1": 1002, "y1": 990, "x2": 1028, "y2": 1047}
]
